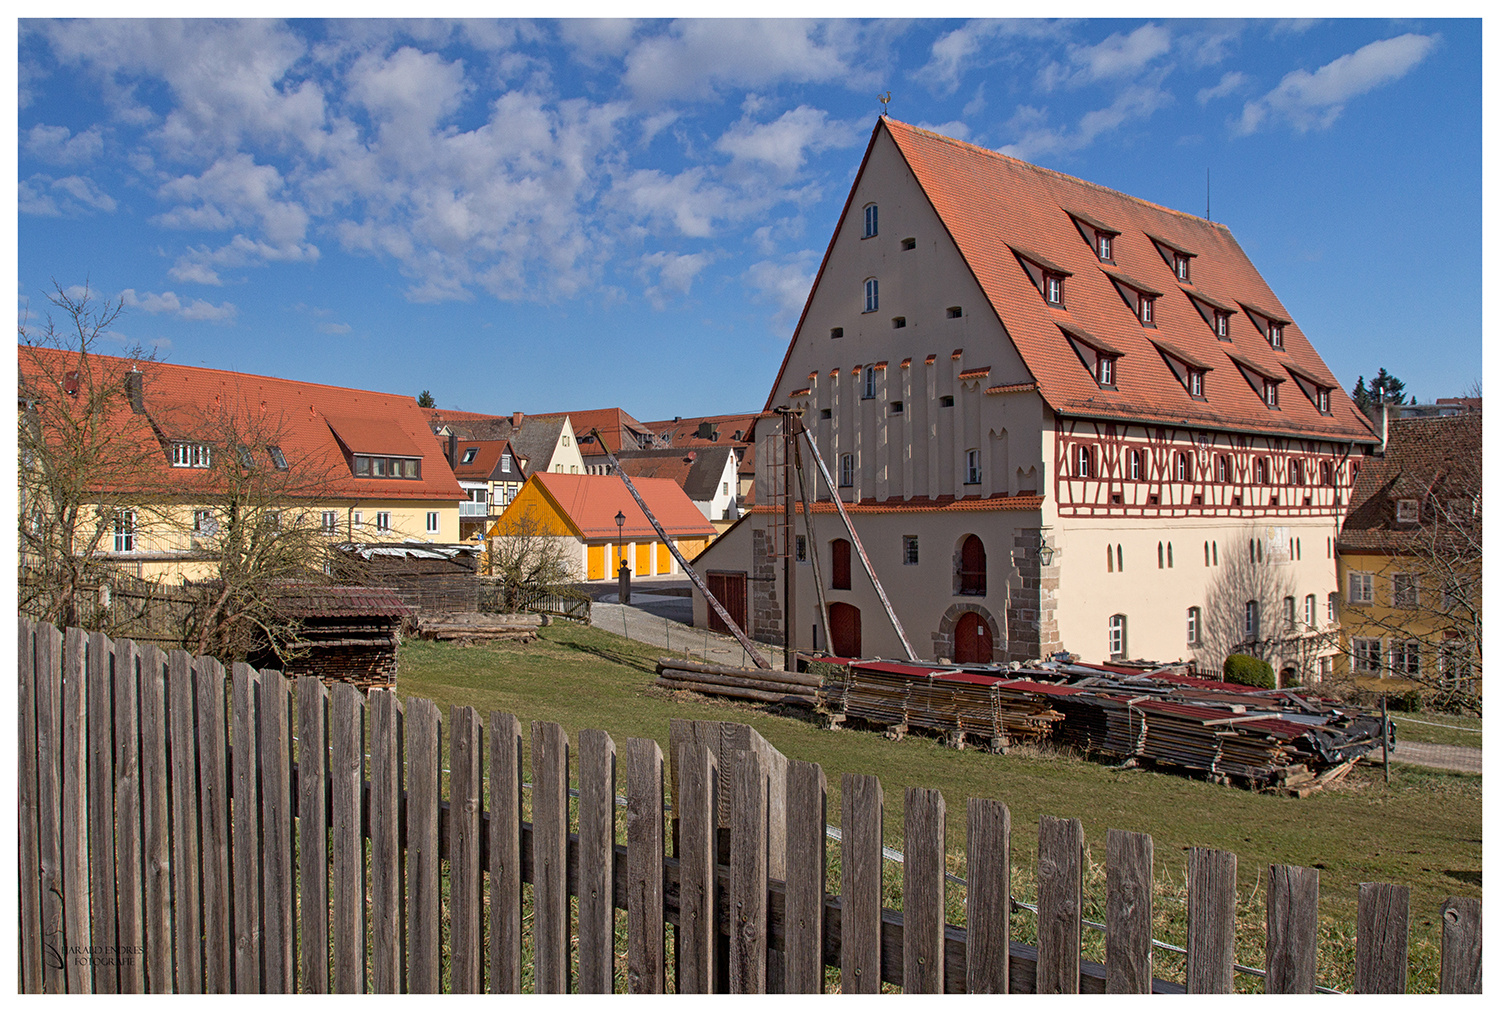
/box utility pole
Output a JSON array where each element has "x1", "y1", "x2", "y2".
[{"x1": 778, "y1": 406, "x2": 798, "y2": 672}]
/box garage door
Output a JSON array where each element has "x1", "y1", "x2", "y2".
[
  {"x1": 706, "y1": 571, "x2": 748, "y2": 635},
  {"x1": 586, "y1": 544, "x2": 607, "y2": 581}
]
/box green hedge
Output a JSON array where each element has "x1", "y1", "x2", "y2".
[{"x1": 1223, "y1": 653, "x2": 1275, "y2": 689}]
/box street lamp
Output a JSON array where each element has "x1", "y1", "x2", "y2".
[
  {"x1": 614, "y1": 510, "x2": 631, "y2": 604},
  {"x1": 1038, "y1": 534, "x2": 1054, "y2": 567}
]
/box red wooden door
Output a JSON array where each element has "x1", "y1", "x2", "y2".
[
  {"x1": 831, "y1": 539, "x2": 852, "y2": 589},
  {"x1": 706, "y1": 571, "x2": 747, "y2": 635},
  {"x1": 953, "y1": 612, "x2": 993, "y2": 664},
  {"x1": 828, "y1": 602, "x2": 862, "y2": 658}
]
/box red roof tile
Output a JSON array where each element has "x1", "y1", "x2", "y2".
[{"x1": 531, "y1": 472, "x2": 718, "y2": 540}]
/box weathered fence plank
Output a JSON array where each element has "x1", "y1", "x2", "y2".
[
  {"x1": 1265, "y1": 864, "x2": 1319, "y2": 993},
  {"x1": 1186, "y1": 847, "x2": 1237, "y2": 994},
  {"x1": 1438, "y1": 896, "x2": 1481, "y2": 993},
  {"x1": 111, "y1": 639, "x2": 144, "y2": 994},
  {"x1": 86, "y1": 631, "x2": 118, "y2": 994},
  {"x1": 729, "y1": 750, "x2": 768, "y2": 993},
  {"x1": 331, "y1": 681, "x2": 366, "y2": 994},
  {"x1": 296, "y1": 676, "x2": 329, "y2": 993},
  {"x1": 1036, "y1": 815, "x2": 1083, "y2": 994},
  {"x1": 368, "y1": 690, "x2": 402, "y2": 993},
  {"x1": 841, "y1": 772, "x2": 883, "y2": 995},
  {"x1": 449, "y1": 706, "x2": 482, "y2": 993},
  {"x1": 578, "y1": 729, "x2": 618, "y2": 993},
  {"x1": 487, "y1": 711, "x2": 523, "y2": 994},
  {"x1": 62, "y1": 627, "x2": 93, "y2": 994},
  {"x1": 138, "y1": 645, "x2": 173, "y2": 992},
  {"x1": 404, "y1": 698, "x2": 441, "y2": 994},
  {"x1": 903, "y1": 787, "x2": 946, "y2": 993},
  {"x1": 626, "y1": 736, "x2": 666, "y2": 994},
  {"x1": 678, "y1": 741, "x2": 718, "y2": 993},
  {"x1": 1355, "y1": 882, "x2": 1409, "y2": 994},
  {"x1": 194, "y1": 656, "x2": 232, "y2": 993},
  {"x1": 168, "y1": 649, "x2": 203, "y2": 992},
  {"x1": 532, "y1": 720, "x2": 571, "y2": 993},
  {"x1": 18, "y1": 617, "x2": 44, "y2": 994},
  {"x1": 35, "y1": 620, "x2": 67, "y2": 994},
  {"x1": 230, "y1": 662, "x2": 261, "y2": 992},
  {"x1": 258, "y1": 670, "x2": 294, "y2": 993},
  {"x1": 784, "y1": 760, "x2": 826, "y2": 994},
  {"x1": 966, "y1": 798, "x2": 1010, "y2": 994},
  {"x1": 1105, "y1": 829, "x2": 1153, "y2": 994}
]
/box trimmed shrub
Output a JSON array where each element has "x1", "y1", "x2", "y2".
[{"x1": 1223, "y1": 653, "x2": 1275, "y2": 689}]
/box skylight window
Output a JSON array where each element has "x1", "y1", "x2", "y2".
[
  {"x1": 268, "y1": 445, "x2": 288, "y2": 470},
  {"x1": 461, "y1": 447, "x2": 479, "y2": 464}
]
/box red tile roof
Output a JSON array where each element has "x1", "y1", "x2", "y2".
[
  {"x1": 749, "y1": 493, "x2": 1042, "y2": 515},
  {"x1": 531, "y1": 407, "x2": 656, "y2": 457},
  {"x1": 530, "y1": 472, "x2": 718, "y2": 540},
  {"x1": 766, "y1": 118, "x2": 1378, "y2": 444},
  {"x1": 19, "y1": 347, "x2": 463, "y2": 502},
  {"x1": 450, "y1": 438, "x2": 520, "y2": 482},
  {"x1": 1337, "y1": 413, "x2": 1482, "y2": 554}
]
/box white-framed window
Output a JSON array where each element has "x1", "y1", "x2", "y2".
[
  {"x1": 354, "y1": 455, "x2": 421, "y2": 479},
  {"x1": 426, "y1": 511, "x2": 439, "y2": 533},
  {"x1": 268, "y1": 446, "x2": 288, "y2": 470},
  {"x1": 461, "y1": 447, "x2": 479, "y2": 464},
  {"x1": 1269, "y1": 323, "x2": 1284, "y2": 349},
  {"x1": 863, "y1": 202, "x2": 878, "y2": 238},
  {"x1": 1128, "y1": 448, "x2": 1141, "y2": 480},
  {"x1": 839, "y1": 453, "x2": 855, "y2": 488},
  {"x1": 322, "y1": 510, "x2": 337, "y2": 533},
  {"x1": 1175, "y1": 253, "x2": 1190, "y2": 281},
  {"x1": 113, "y1": 509, "x2": 136, "y2": 553},
  {"x1": 964, "y1": 448, "x2": 981, "y2": 485},
  {"x1": 1045, "y1": 274, "x2": 1064, "y2": 305},
  {"x1": 1392, "y1": 573, "x2": 1419, "y2": 609},
  {"x1": 1304, "y1": 594, "x2": 1316, "y2": 628},
  {"x1": 1348, "y1": 572, "x2": 1373, "y2": 604},
  {"x1": 1316, "y1": 387, "x2": 1330, "y2": 413},
  {"x1": 500, "y1": 453, "x2": 512, "y2": 472},
  {"x1": 1327, "y1": 593, "x2": 1338, "y2": 624},
  {"x1": 1263, "y1": 379, "x2": 1279, "y2": 408},
  {"x1": 1108, "y1": 614, "x2": 1126, "y2": 658},
  {"x1": 1097, "y1": 233, "x2": 1112, "y2": 260},
  {"x1": 1254, "y1": 457, "x2": 1268, "y2": 484},
  {"x1": 193, "y1": 509, "x2": 216, "y2": 534},
  {"x1": 562, "y1": 435, "x2": 571, "y2": 446},
  {"x1": 1395, "y1": 499, "x2": 1419, "y2": 523},
  {"x1": 1174, "y1": 452, "x2": 1190, "y2": 481},
  {"x1": 1390, "y1": 640, "x2": 1421, "y2": 677},
  {"x1": 1075, "y1": 444, "x2": 1092, "y2": 478},
  {"x1": 1189, "y1": 370, "x2": 1204, "y2": 397},
  {"x1": 1187, "y1": 606, "x2": 1201, "y2": 646},
  {"x1": 1139, "y1": 296, "x2": 1154, "y2": 325},
  {"x1": 903, "y1": 535, "x2": 919, "y2": 565},
  {"x1": 1352, "y1": 637, "x2": 1382, "y2": 674},
  {"x1": 1244, "y1": 599, "x2": 1260, "y2": 640},
  {"x1": 1096, "y1": 356, "x2": 1115, "y2": 387},
  {"x1": 376, "y1": 511, "x2": 392, "y2": 532},
  {"x1": 863, "y1": 367, "x2": 876, "y2": 399},
  {"x1": 171, "y1": 442, "x2": 211, "y2": 468},
  {"x1": 503, "y1": 485, "x2": 517, "y2": 505},
  {"x1": 1214, "y1": 311, "x2": 1230, "y2": 338},
  {"x1": 351, "y1": 510, "x2": 363, "y2": 529},
  {"x1": 863, "y1": 277, "x2": 879, "y2": 312}
]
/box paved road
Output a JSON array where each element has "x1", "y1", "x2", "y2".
[
  {"x1": 590, "y1": 597, "x2": 785, "y2": 670},
  {"x1": 1389, "y1": 741, "x2": 1482, "y2": 774}
]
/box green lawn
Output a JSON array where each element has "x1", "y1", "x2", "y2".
[
  {"x1": 1389, "y1": 711, "x2": 1483, "y2": 749},
  {"x1": 397, "y1": 623, "x2": 1481, "y2": 993}
]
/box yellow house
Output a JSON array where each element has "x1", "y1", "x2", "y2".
[
  {"x1": 1335, "y1": 411, "x2": 1481, "y2": 697},
  {"x1": 488, "y1": 472, "x2": 717, "y2": 581}
]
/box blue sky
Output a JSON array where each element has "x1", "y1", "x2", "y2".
[{"x1": 15, "y1": 17, "x2": 1482, "y2": 421}]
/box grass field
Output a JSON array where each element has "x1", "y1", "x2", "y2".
[
  {"x1": 1389, "y1": 711, "x2": 1483, "y2": 749},
  {"x1": 397, "y1": 623, "x2": 1481, "y2": 993}
]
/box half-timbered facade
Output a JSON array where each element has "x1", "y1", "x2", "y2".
[{"x1": 693, "y1": 118, "x2": 1377, "y2": 676}]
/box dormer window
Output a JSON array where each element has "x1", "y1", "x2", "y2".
[
  {"x1": 171, "y1": 442, "x2": 211, "y2": 468},
  {"x1": 1175, "y1": 254, "x2": 1190, "y2": 281},
  {"x1": 354, "y1": 454, "x2": 422, "y2": 479},
  {"x1": 1189, "y1": 370, "x2": 1205, "y2": 398},
  {"x1": 1264, "y1": 379, "x2": 1279, "y2": 408},
  {"x1": 1396, "y1": 499, "x2": 1420, "y2": 523},
  {"x1": 1269, "y1": 322, "x2": 1284, "y2": 349},
  {"x1": 501, "y1": 453, "x2": 513, "y2": 472},
  {"x1": 1214, "y1": 311, "x2": 1230, "y2": 338},
  {"x1": 1139, "y1": 296, "x2": 1155, "y2": 325},
  {"x1": 461, "y1": 447, "x2": 479, "y2": 464},
  {"x1": 1096, "y1": 355, "x2": 1116, "y2": 388},
  {"x1": 863, "y1": 203, "x2": 878, "y2": 238},
  {"x1": 1316, "y1": 387, "x2": 1330, "y2": 413},
  {"x1": 863, "y1": 277, "x2": 878, "y2": 312},
  {"x1": 1045, "y1": 274, "x2": 1064, "y2": 305},
  {"x1": 1097, "y1": 233, "x2": 1112, "y2": 261}
]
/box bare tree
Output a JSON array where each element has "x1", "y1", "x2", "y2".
[
  {"x1": 484, "y1": 502, "x2": 582, "y2": 612},
  {"x1": 18, "y1": 282, "x2": 167, "y2": 629}
]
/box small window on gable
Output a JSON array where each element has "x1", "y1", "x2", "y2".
[
  {"x1": 940, "y1": 395, "x2": 954, "y2": 408},
  {"x1": 863, "y1": 203, "x2": 878, "y2": 238},
  {"x1": 820, "y1": 408, "x2": 832, "y2": 419},
  {"x1": 1097, "y1": 232, "x2": 1112, "y2": 261},
  {"x1": 1174, "y1": 253, "x2": 1190, "y2": 281},
  {"x1": 1214, "y1": 311, "x2": 1230, "y2": 338},
  {"x1": 863, "y1": 277, "x2": 878, "y2": 312},
  {"x1": 1269, "y1": 322, "x2": 1284, "y2": 349},
  {"x1": 947, "y1": 306, "x2": 962, "y2": 318},
  {"x1": 830, "y1": 327, "x2": 843, "y2": 339},
  {"x1": 1189, "y1": 370, "x2": 1205, "y2": 398},
  {"x1": 1045, "y1": 274, "x2": 1064, "y2": 306},
  {"x1": 901, "y1": 237, "x2": 916, "y2": 251},
  {"x1": 1396, "y1": 499, "x2": 1419, "y2": 523},
  {"x1": 1139, "y1": 296, "x2": 1154, "y2": 326},
  {"x1": 461, "y1": 447, "x2": 479, "y2": 464},
  {"x1": 1096, "y1": 355, "x2": 1116, "y2": 388},
  {"x1": 892, "y1": 317, "x2": 906, "y2": 329},
  {"x1": 890, "y1": 401, "x2": 904, "y2": 414}
]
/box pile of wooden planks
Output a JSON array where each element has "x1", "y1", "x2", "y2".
[
  {"x1": 655, "y1": 659, "x2": 821, "y2": 707},
  {"x1": 415, "y1": 612, "x2": 544, "y2": 644}
]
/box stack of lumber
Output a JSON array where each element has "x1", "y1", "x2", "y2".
[
  {"x1": 416, "y1": 611, "x2": 544, "y2": 644},
  {"x1": 1052, "y1": 694, "x2": 1144, "y2": 757},
  {"x1": 1134, "y1": 700, "x2": 1232, "y2": 772},
  {"x1": 655, "y1": 659, "x2": 821, "y2": 707},
  {"x1": 842, "y1": 663, "x2": 932, "y2": 726},
  {"x1": 1216, "y1": 717, "x2": 1307, "y2": 781},
  {"x1": 990, "y1": 679, "x2": 1069, "y2": 742}
]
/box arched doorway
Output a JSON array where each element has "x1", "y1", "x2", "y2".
[
  {"x1": 953, "y1": 612, "x2": 993, "y2": 664},
  {"x1": 958, "y1": 534, "x2": 986, "y2": 595},
  {"x1": 831, "y1": 538, "x2": 852, "y2": 589},
  {"x1": 829, "y1": 602, "x2": 862, "y2": 658}
]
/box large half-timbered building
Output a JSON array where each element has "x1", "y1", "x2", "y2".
[{"x1": 693, "y1": 117, "x2": 1378, "y2": 675}]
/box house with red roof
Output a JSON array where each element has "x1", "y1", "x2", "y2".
[
  {"x1": 614, "y1": 444, "x2": 742, "y2": 530},
  {"x1": 526, "y1": 407, "x2": 664, "y2": 473},
  {"x1": 443, "y1": 436, "x2": 525, "y2": 540},
  {"x1": 19, "y1": 346, "x2": 466, "y2": 583},
  {"x1": 487, "y1": 472, "x2": 718, "y2": 581},
  {"x1": 693, "y1": 118, "x2": 1378, "y2": 675},
  {"x1": 427, "y1": 409, "x2": 586, "y2": 478},
  {"x1": 645, "y1": 413, "x2": 760, "y2": 498}
]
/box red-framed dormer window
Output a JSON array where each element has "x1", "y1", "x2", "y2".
[
  {"x1": 1264, "y1": 379, "x2": 1279, "y2": 408},
  {"x1": 1096, "y1": 355, "x2": 1116, "y2": 388},
  {"x1": 1189, "y1": 370, "x2": 1205, "y2": 398},
  {"x1": 1139, "y1": 295, "x2": 1155, "y2": 325},
  {"x1": 1214, "y1": 311, "x2": 1230, "y2": 338},
  {"x1": 1175, "y1": 254, "x2": 1190, "y2": 281},
  {"x1": 1269, "y1": 322, "x2": 1284, "y2": 349},
  {"x1": 1097, "y1": 232, "x2": 1112, "y2": 261},
  {"x1": 1045, "y1": 273, "x2": 1064, "y2": 305}
]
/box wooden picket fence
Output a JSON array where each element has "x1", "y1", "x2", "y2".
[{"x1": 17, "y1": 616, "x2": 1482, "y2": 994}]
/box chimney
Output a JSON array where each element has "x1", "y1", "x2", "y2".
[
  {"x1": 63, "y1": 370, "x2": 80, "y2": 397},
  {"x1": 1379, "y1": 402, "x2": 1391, "y2": 456},
  {"x1": 447, "y1": 432, "x2": 458, "y2": 468},
  {"x1": 512, "y1": 411, "x2": 524, "y2": 429},
  {"x1": 125, "y1": 369, "x2": 144, "y2": 413}
]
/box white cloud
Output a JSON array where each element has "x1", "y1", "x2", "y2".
[
  {"x1": 26, "y1": 123, "x2": 103, "y2": 164},
  {"x1": 120, "y1": 288, "x2": 237, "y2": 322},
  {"x1": 1040, "y1": 24, "x2": 1172, "y2": 91},
  {"x1": 155, "y1": 153, "x2": 309, "y2": 244},
  {"x1": 715, "y1": 106, "x2": 861, "y2": 178},
  {"x1": 639, "y1": 250, "x2": 712, "y2": 309},
  {"x1": 914, "y1": 120, "x2": 971, "y2": 142},
  {"x1": 169, "y1": 235, "x2": 320, "y2": 285},
  {"x1": 318, "y1": 321, "x2": 352, "y2": 335},
  {"x1": 1001, "y1": 82, "x2": 1173, "y2": 160},
  {"x1": 1237, "y1": 33, "x2": 1437, "y2": 134},
  {"x1": 1198, "y1": 71, "x2": 1249, "y2": 105},
  {"x1": 918, "y1": 19, "x2": 1066, "y2": 94},
  {"x1": 746, "y1": 252, "x2": 820, "y2": 330},
  {"x1": 558, "y1": 19, "x2": 640, "y2": 61},
  {"x1": 18, "y1": 173, "x2": 117, "y2": 216}
]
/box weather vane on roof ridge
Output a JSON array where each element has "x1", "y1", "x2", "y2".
[{"x1": 878, "y1": 91, "x2": 892, "y2": 115}]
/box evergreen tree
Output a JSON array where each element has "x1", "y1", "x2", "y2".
[
  {"x1": 417, "y1": 389, "x2": 435, "y2": 408},
  {"x1": 1350, "y1": 369, "x2": 1409, "y2": 421}
]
